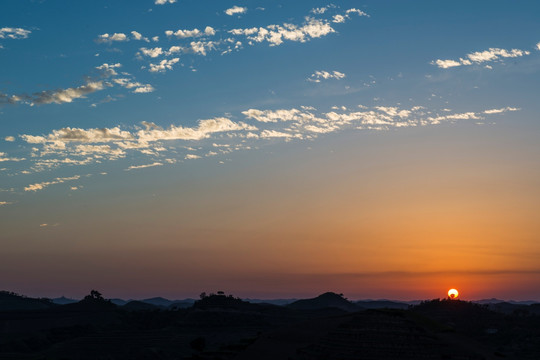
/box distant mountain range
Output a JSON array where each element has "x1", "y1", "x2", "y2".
[{"x1": 30, "y1": 292, "x2": 535, "y2": 313}]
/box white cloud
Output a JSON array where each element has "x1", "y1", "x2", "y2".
[
  {"x1": 17, "y1": 103, "x2": 518, "y2": 178},
  {"x1": 131, "y1": 31, "x2": 149, "y2": 42},
  {"x1": 0, "y1": 27, "x2": 31, "y2": 39},
  {"x1": 433, "y1": 59, "x2": 462, "y2": 69},
  {"x1": 96, "y1": 33, "x2": 128, "y2": 43},
  {"x1": 229, "y1": 17, "x2": 335, "y2": 46},
  {"x1": 149, "y1": 58, "x2": 180, "y2": 72},
  {"x1": 132, "y1": 84, "x2": 155, "y2": 93},
  {"x1": 165, "y1": 27, "x2": 214, "y2": 39},
  {"x1": 137, "y1": 117, "x2": 257, "y2": 141},
  {"x1": 311, "y1": 7, "x2": 329, "y2": 14},
  {"x1": 332, "y1": 15, "x2": 346, "y2": 23},
  {"x1": 4, "y1": 136, "x2": 15, "y2": 142},
  {"x1": 96, "y1": 62, "x2": 122, "y2": 76},
  {"x1": 225, "y1": 6, "x2": 247, "y2": 16},
  {"x1": 260, "y1": 130, "x2": 293, "y2": 138},
  {"x1": 307, "y1": 70, "x2": 346, "y2": 82},
  {"x1": 346, "y1": 8, "x2": 368, "y2": 17},
  {"x1": 155, "y1": 0, "x2": 176, "y2": 4},
  {"x1": 113, "y1": 78, "x2": 155, "y2": 93},
  {"x1": 190, "y1": 40, "x2": 217, "y2": 56},
  {"x1": 433, "y1": 47, "x2": 531, "y2": 69},
  {"x1": 139, "y1": 47, "x2": 163, "y2": 58},
  {"x1": 33, "y1": 81, "x2": 105, "y2": 105},
  {"x1": 0, "y1": 152, "x2": 25, "y2": 162},
  {"x1": 483, "y1": 107, "x2": 520, "y2": 114},
  {"x1": 22, "y1": 127, "x2": 134, "y2": 144},
  {"x1": 24, "y1": 175, "x2": 81, "y2": 192},
  {"x1": 243, "y1": 108, "x2": 317, "y2": 123},
  {"x1": 536, "y1": 42, "x2": 540, "y2": 51},
  {"x1": 125, "y1": 162, "x2": 163, "y2": 170}
]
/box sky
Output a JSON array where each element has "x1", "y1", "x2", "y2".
[{"x1": 1, "y1": 0, "x2": 540, "y2": 301}]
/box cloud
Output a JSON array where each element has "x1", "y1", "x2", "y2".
[
  {"x1": 189, "y1": 40, "x2": 218, "y2": 56},
  {"x1": 165, "y1": 26, "x2": 215, "y2": 39},
  {"x1": 131, "y1": 31, "x2": 149, "y2": 42},
  {"x1": 0, "y1": 27, "x2": 31, "y2": 39},
  {"x1": 229, "y1": 17, "x2": 335, "y2": 46},
  {"x1": 307, "y1": 70, "x2": 346, "y2": 82},
  {"x1": 112, "y1": 78, "x2": 155, "y2": 93},
  {"x1": 483, "y1": 107, "x2": 520, "y2": 114},
  {"x1": 0, "y1": 201, "x2": 13, "y2": 206},
  {"x1": 225, "y1": 6, "x2": 247, "y2": 16},
  {"x1": 24, "y1": 175, "x2": 81, "y2": 192},
  {"x1": 149, "y1": 58, "x2": 180, "y2": 72},
  {"x1": 125, "y1": 162, "x2": 163, "y2": 170},
  {"x1": 137, "y1": 117, "x2": 257, "y2": 141},
  {"x1": 433, "y1": 47, "x2": 531, "y2": 69},
  {"x1": 17, "y1": 103, "x2": 518, "y2": 178},
  {"x1": 155, "y1": 0, "x2": 176, "y2": 4},
  {"x1": 242, "y1": 108, "x2": 317, "y2": 123},
  {"x1": 2, "y1": 63, "x2": 152, "y2": 107},
  {"x1": 96, "y1": 33, "x2": 129, "y2": 44},
  {"x1": 4, "y1": 136, "x2": 15, "y2": 142},
  {"x1": 433, "y1": 59, "x2": 462, "y2": 69},
  {"x1": 260, "y1": 130, "x2": 294, "y2": 138},
  {"x1": 139, "y1": 47, "x2": 163, "y2": 58},
  {"x1": 536, "y1": 42, "x2": 540, "y2": 51},
  {"x1": 96, "y1": 62, "x2": 122, "y2": 76},
  {"x1": 21, "y1": 127, "x2": 134, "y2": 144},
  {"x1": 0, "y1": 152, "x2": 25, "y2": 162},
  {"x1": 32, "y1": 81, "x2": 105, "y2": 105}
]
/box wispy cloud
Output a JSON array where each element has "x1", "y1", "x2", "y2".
[
  {"x1": 225, "y1": 6, "x2": 247, "y2": 16},
  {"x1": 2, "y1": 63, "x2": 152, "y2": 107},
  {"x1": 14, "y1": 103, "x2": 519, "y2": 183},
  {"x1": 0, "y1": 27, "x2": 31, "y2": 39},
  {"x1": 229, "y1": 17, "x2": 336, "y2": 46},
  {"x1": 0, "y1": 201, "x2": 13, "y2": 206},
  {"x1": 483, "y1": 107, "x2": 520, "y2": 114},
  {"x1": 24, "y1": 175, "x2": 81, "y2": 192},
  {"x1": 0, "y1": 152, "x2": 25, "y2": 162},
  {"x1": 125, "y1": 162, "x2": 163, "y2": 170},
  {"x1": 307, "y1": 70, "x2": 346, "y2": 82},
  {"x1": 433, "y1": 47, "x2": 531, "y2": 69},
  {"x1": 155, "y1": 0, "x2": 176, "y2": 4}
]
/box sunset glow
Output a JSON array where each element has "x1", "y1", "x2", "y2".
[
  {"x1": 448, "y1": 289, "x2": 459, "y2": 299},
  {"x1": 1, "y1": 1, "x2": 540, "y2": 301}
]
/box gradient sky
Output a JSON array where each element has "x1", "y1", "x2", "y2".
[{"x1": 1, "y1": 0, "x2": 540, "y2": 301}]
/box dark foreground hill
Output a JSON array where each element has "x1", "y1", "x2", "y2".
[
  {"x1": 1, "y1": 292, "x2": 540, "y2": 359},
  {"x1": 288, "y1": 292, "x2": 360, "y2": 312}
]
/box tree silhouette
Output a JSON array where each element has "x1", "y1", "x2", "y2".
[{"x1": 84, "y1": 290, "x2": 104, "y2": 301}]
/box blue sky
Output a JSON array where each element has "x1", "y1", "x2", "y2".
[{"x1": 1, "y1": 0, "x2": 540, "y2": 299}]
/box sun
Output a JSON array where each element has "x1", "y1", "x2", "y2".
[{"x1": 448, "y1": 288, "x2": 459, "y2": 299}]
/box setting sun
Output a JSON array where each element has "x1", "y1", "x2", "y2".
[{"x1": 448, "y1": 289, "x2": 459, "y2": 299}]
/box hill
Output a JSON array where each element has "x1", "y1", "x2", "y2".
[{"x1": 287, "y1": 292, "x2": 360, "y2": 312}]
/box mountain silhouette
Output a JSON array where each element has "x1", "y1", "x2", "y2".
[{"x1": 287, "y1": 292, "x2": 360, "y2": 312}]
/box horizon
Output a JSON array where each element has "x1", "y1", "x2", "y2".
[
  {"x1": 2, "y1": 1, "x2": 540, "y2": 302},
  {"x1": 8, "y1": 289, "x2": 540, "y2": 304}
]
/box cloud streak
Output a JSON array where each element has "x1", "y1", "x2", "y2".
[
  {"x1": 24, "y1": 175, "x2": 81, "y2": 192},
  {"x1": 433, "y1": 47, "x2": 531, "y2": 69},
  {"x1": 307, "y1": 70, "x2": 346, "y2": 82}
]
